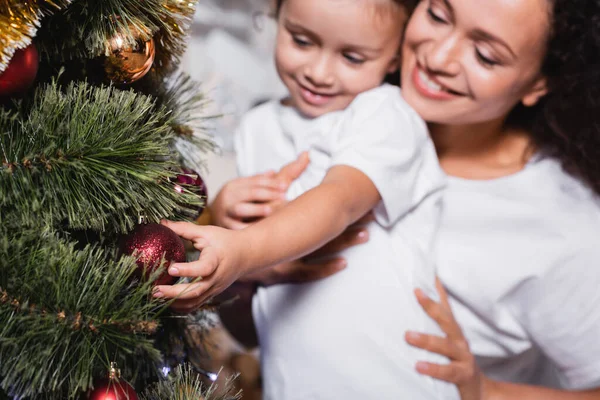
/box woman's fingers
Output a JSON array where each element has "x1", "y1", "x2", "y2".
[
  {"x1": 435, "y1": 277, "x2": 451, "y2": 309},
  {"x1": 414, "y1": 361, "x2": 466, "y2": 384},
  {"x1": 405, "y1": 331, "x2": 465, "y2": 360},
  {"x1": 415, "y1": 288, "x2": 464, "y2": 340}
]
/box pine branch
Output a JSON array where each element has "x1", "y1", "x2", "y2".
[
  {"x1": 139, "y1": 72, "x2": 218, "y2": 172},
  {"x1": 0, "y1": 0, "x2": 72, "y2": 72},
  {"x1": 36, "y1": 0, "x2": 197, "y2": 75},
  {"x1": 0, "y1": 79, "x2": 202, "y2": 233},
  {"x1": 0, "y1": 229, "x2": 168, "y2": 399},
  {"x1": 141, "y1": 364, "x2": 242, "y2": 400}
]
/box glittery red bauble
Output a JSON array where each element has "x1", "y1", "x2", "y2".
[
  {"x1": 0, "y1": 44, "x2": 39, "y2": 97},
  {"x1": 119, "y1": 223, "x2": 185, "y2": 285},
  {"x1": 173, "y1": 168, "x2": 208, "y2": 218},
  {"x1": 88, "y1": 378, "x2": 138, "y2": 400}
]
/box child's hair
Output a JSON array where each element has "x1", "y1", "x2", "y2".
[{"x1": 273, "y1": 0, "x2": 418, "y2": 17}]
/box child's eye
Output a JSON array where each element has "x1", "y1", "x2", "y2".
[
  {"x1": 475, "y1": 49, "x2": 499, "y2": 67},
  {"x1": 427, "y1": 7, "x2": 447, "y2": 24},
  {"x1": 343, "y1": 53, "x2": 365, "y2": 65},
  {"x1": 292, "y1": 35, "x2": 311, "y2": 47}
]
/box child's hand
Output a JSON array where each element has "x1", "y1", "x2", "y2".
[
  {"x1": 211, "y1": 171, "x2": 287, "y2": 230},
  {"x1": 153, "y1": 220, "x2": 248, "y2": 310},
  {"x1": 212, "y1": 152, "x2": 310, "y2": 230}
]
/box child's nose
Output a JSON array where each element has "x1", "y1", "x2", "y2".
[{"x1": 303, "y1": 55, "x2": 335, "y2": 87}]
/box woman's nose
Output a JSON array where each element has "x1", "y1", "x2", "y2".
[
  {"x1": 424, "y1": 35, "x2": 461, "y2": 76},
  {"x1": 303, "y1": 54, "x2": 335, "y2": 87}
]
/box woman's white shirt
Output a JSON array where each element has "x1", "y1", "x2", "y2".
[{"x1": 438, "y1": 155, "x2": 600, "y2": 390}]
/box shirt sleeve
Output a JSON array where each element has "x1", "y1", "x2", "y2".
[
  {"x1": 330, "y1": 86, "x2": 446, "y2": 227},
  {"x1": 508, "y1": 245, "x2": 600, "y2": 390}
]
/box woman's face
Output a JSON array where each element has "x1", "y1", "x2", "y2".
[{"x1": 401, "y1": 0, "x2": 551, "y2": 126}]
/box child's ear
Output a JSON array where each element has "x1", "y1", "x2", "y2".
[
  {"x1": 521, "y1": 76, "x2": 548, "y2": 107},
  {"x1": 386, "y1": 55, "x2": 400, "y2": 74}
]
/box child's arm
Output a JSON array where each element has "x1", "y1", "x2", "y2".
[
  {"x1": 155, "y1": 165, "x2": 379, "y2": 305},
  {"x1": 239, "y1": 164, "x2": 380, "y2": 268}
]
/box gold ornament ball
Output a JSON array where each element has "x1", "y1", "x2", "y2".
[{"x1": 104, "y1": 34, "x2": 155, "y2": 84}]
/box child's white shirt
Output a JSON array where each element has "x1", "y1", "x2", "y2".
[{"x1": 234, "y1": 84, "x2": 458, "y2": 400}]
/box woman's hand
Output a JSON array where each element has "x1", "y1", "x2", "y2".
[
  {"x1": 211, "y1": 153, "x2": 310, "y2": 230},
  {"x1": 405, "y1": 279, "x2": 492, "y2": 400}
]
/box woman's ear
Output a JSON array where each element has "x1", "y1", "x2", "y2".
[{"x1": 521, "y1": 76, "x2": 548, "y2": 107}]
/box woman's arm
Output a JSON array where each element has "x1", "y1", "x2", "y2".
[{"x1": 406, "y1": 280, "x2": 600, "y2": 400}]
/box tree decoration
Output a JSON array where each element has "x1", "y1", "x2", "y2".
[
  {"x1": 173, "y1": 168, "x2": 208, "y2": 219},
  {"x1": 0, "y1": 0, "x2": 70, "y2": 72},
  {"x1": 105, "y1": 28, "x2": 156, "y2": 84},
  {"x1": 119, "y1": 223, "x2": 186, "y2": 286},
  {"x1": 88, "y1": 363, "x2": 139, "y2": 400},
  {"x1": 0, "y1": 43, "x2": 38, "y2": 97}
]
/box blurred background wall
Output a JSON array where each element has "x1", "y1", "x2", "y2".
[{"x1": 181, "y1": 0, "x2": 286, "y2": 196}]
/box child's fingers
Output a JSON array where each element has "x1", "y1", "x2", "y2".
[
  {"x1": 240, "y1": 187, "x2": 286, "y2": 203},
  {"x1": 230, "y1": 202, "x2": 273, "y2": 219},
  {"x1": 160, "y1": 220, "x2": 205, "y2": 241},
  {"x1": 153, "y1": 281, "x2": 209, "y2": 301},
  {"x1": 251, "y1": 172, "x2": 288, "y2": 190},
  {"x1": 168, "y1": 248, "x2": 219, "y2": 278},
  {"x1": 276, "y1": 152, "x2": 309, "y2": 184}
]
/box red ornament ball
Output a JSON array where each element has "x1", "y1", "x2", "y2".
[
  {"x1": 0, "y1": 44, "x2": 39, "y2": 97},
  {"x1": 173, "y1": 168, "x2": 208, "y2": 218},
  {"x1": 88, "y1": 378, "x2": 138, "y2": 400},
  {"x1": 119, "y1": 223, "x2": 185, "y2": 285}
]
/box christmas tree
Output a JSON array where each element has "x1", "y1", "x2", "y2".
[{"x1": 0, "y1": 1, "x2": 239, "y2": 399}]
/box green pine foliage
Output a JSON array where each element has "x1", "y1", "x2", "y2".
[
  {"x1": 0, "y1": 79, "x2": 201, "y2": 233},
  {"x1": 0, "y1": 228, "x2": 165, "y2": 398},
  {"x1": 0, "y1": 0, "x2": 233, "y2": 398},
  {"x1": 141, "y1": 365, "x2": 242, "y2": 400}
]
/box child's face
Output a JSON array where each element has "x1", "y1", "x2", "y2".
[{"x1": 275, "y1": 0, "x2": 405, "y2": 118}]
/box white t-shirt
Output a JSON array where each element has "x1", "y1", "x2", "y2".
[
  {"x1": 438, "y1": 155, "x2": 600, "y2": 390},
  {"x1": 235, "y1": 85, "x2": 458, "y2": 399}
]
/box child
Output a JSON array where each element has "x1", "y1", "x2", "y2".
[{"x1": 158, "y1": 0, "x2": 458, "y2": 398}]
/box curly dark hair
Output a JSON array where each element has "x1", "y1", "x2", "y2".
[{"x1": 521, "y1": 0, "x2": 600, "y2": 194}]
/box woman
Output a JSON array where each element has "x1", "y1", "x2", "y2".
[{"x1": 160, "y1": 0, "x2": 600, "y2": 397}]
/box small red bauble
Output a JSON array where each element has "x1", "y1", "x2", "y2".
[
  {"x1": 87, "y1": 378, "x2": 138, "y2": 400},
  {"x1": 173, "y1": 168, "x2": 208, "y2": 219},
  {"x1": 119, "y1": 223, "x2": 185, "y2": 285},
  {"x1": 0, "y1": 44, "x2": 39, "y2": 97},
  {"x1": 88, "y1": 363, "x2": 138, "y2": 400}
]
